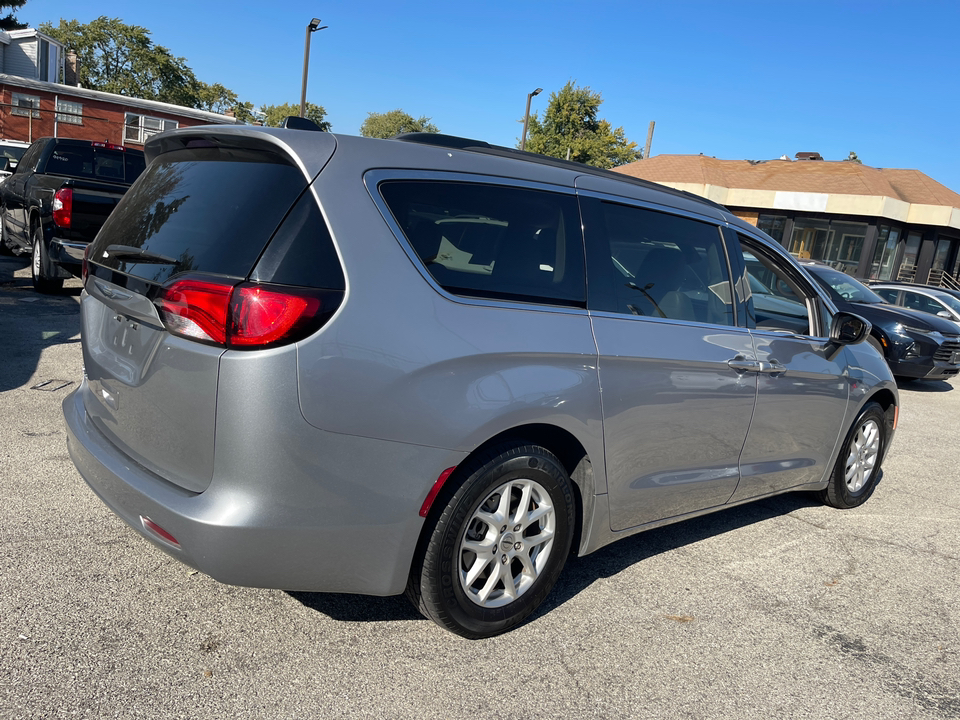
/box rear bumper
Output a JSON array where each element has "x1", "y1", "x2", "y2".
[
  {"x1": 63, "y1": 383, "x2": 466, "y2": 596},
  {"x1": 50, "y1": 237, "x2": 86, "y2": 274}
]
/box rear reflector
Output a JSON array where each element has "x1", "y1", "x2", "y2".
[
  {"x1": 419, "y1": 467, "x2": 458, "y2": 518},
  {"x1": 140, "y1": 516, "x2": 180, "y2": 548},
  {"x1": 157, "y1": 276, "x2": 340, "y2": 349}
]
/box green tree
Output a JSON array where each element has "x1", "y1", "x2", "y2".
[
  {"x1": 360, "y1": 109, "x2": 438, "y2": 138},
  {"x1": 40, "y1": 16, "x2": 249, "y2": 117},
  {"x1": 195, "y1": 82, "x2": 256, "y2": 124},
  {"x1": 0, "y1": 0, "x2": 26, "y2": 31},
  {"x1": 259, "y1": 102, "x2": 331, "y2": 131},
  {"x1": 523, "y1": 81, "x2": 642, "y2": 169}
]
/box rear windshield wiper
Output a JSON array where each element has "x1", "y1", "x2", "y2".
[{"x1": 102, "y1": 244, "x2": 179, "y2": 265}]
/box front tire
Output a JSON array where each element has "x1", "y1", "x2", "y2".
[
  {"x1": 408, "y1": 444, "x2": 575, "y2": 639},
  {"x1": 819, "y1": 402, "x2": 886, "y2": 509},
  {"x1": 31, "y1": 223, "x2": 63, "y2": 294}
]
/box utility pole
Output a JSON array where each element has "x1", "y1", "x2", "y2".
[{"x1": 644, "y1": 120, "x2": 655, "y2": 160}]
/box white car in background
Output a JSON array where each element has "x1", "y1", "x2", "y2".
[
  {"x1": 870, "y1": 282, "x2": 960, "y2": 330},
  {"x1": 0, "y1": 139, "x2": 30, "y2": 178}
]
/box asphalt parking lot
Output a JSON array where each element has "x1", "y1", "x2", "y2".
[{"x1": 1, "y1": 254, "x2": 958, "y2": 719}]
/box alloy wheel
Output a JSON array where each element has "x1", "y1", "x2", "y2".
[
  {"x1": 844, "y1": 418, "x2": 881, "y2": 493},
  {"x1": 458, "y1": 477, "x2": 556, "y2": 608}
]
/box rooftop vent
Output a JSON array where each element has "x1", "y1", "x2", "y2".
[{"x1": 795, "y1": 152, "x2": 823, "y2": 161}]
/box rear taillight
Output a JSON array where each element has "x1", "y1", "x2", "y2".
[
  {"x1": 158, "y1": 278, "x2": 232, "y2": 345},
  {"x1": 157, "y1": 277, "x2": 339, "y2": 349},
  {"x1": 52, "y1": 187, "x2": 73, "y2": 228},
  {"x1": 228, "y1": 284, "x2": 322, "y2": 347}
]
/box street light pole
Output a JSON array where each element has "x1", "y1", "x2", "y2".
[
  {"x1": 520, "y1": 87, "x2": 542, "y2": 152},
  {"x1": 300, "y1": 18, "x2": 328, "y2": 118}
]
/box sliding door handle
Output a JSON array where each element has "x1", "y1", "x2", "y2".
[
  {"x1": 727, "y1": 356, "x2": 761, "y2": 374},
  {"x1": 759, "y1": 359, "x2": 787, "y2": 376}
]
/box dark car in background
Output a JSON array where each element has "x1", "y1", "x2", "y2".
[{"x1": 800, "y1": 261, "x2": 960, "y2": 381}]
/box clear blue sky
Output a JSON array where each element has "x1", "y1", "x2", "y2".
[{"x1": 21, "y1": 0, "x2": 960, "y2": 192}]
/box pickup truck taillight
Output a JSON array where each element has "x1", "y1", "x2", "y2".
[
  {"x1": 52, "y1": 187, "x2": 73, "y2": 228},
  {"x1": 156, "y1": 276, "x2": 342, "y2": 350}
]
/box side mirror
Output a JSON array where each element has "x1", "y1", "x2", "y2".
[
  {"x1": 0, "y1": 158, "x2": 10, "y2": 173},
  {"x1": 937, "y1": 310, "x2": 952, "y2": 319},
  {"x1": 830, "y1": 311, "x2": 871, "y2": 345}
]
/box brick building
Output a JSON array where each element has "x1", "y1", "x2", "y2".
[
  {"x1": 0, "y1": 27, "x2": 238, "y2": 150},
  {"x1": 615, "y1": 153, "x2": 960, "y2": 289}
]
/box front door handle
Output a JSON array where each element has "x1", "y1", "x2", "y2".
[{"x1": 727, "y1": 356, "x2": 761, "y2": 374}]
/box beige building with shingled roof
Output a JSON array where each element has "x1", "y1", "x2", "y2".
[{"x1": 614, "y1": 153, "x2": 960, "y2": 288}]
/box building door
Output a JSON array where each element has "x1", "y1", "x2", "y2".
[
  {"x1": 869, "y1": 226, "x2": 900, "y2": 280},
  {"x1": 897, "y1": 232, "x2": 922, "y2": 281}
]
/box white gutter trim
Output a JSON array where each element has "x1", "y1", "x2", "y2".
[{"x1": 0, "y1": 73, "x2": 240, "y2": 125}]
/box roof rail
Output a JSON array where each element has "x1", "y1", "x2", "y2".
[{"x1": 391, "y1": 132, "x2": 727, "y2": 210}]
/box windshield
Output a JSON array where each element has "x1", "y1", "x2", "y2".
[
  {"x1": 748, "y1": 273, "x2": 773, "y2": 294},
  {"x1": 0, "y1": 145, "x2": 26, "y2": 162},
  {"x1": 808, "y1": 265, "x2": 885, "y2": 304},
  {"x1": 936, "y1": 292, "x2": 960, "y2": 315}
]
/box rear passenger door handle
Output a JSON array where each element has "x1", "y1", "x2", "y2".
[{"x1": 727, "y1": 356, "x2": 761, "y2": 374}]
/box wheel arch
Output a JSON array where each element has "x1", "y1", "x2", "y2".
[
  {"x1": 865, "y1": 387, "x2": 898, "y2": 443},
  {"x1": 416, "y1": 422, "x2": 595, "y2": 564}
]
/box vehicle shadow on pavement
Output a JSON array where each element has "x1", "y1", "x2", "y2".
[
  {"x1": 288, "y1": 488, "x2": 833, "y2": 627},
  {"x1": 287, "y1": 590, "x2": 423, "y2": 623},
  {"x1": 0, "y1": 257, "x2": 83, "y2": 392},
  {"x1": 896, "y1": 378, "x2": 954, "y2": 393},
  {"x1": 539, "y1": 491, "x2": 825, "y2": 619}
]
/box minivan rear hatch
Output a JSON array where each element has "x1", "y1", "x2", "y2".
[{"x1": 80, "y1": 130, "x2": 337, "y2": 493}]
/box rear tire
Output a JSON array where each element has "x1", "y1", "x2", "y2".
[
  {"x1": 407, "y1": 444, "x2": 574, "y2": 639},
  {"x1": 818, "y1": 402, "x2": 886, "y2": 509},
  {"x1": 31, "y1": 222, "x2": 63, "y2": 294}
]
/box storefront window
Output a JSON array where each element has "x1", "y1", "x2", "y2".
[
  {"x1": 788, "y1": 218, "x2": 830, "y2": 260},
  {"x1": 757, "y1": 214, "x2": 787, "y2": 244},
  {"x1": 787, "y1": 218, "x2": 866, "y2": 273},
  {"x1": 931, "y1": 238, "x2": 953, "y2": 272},
  {"x1": 869, "y1": 226, "x2": 900, "y2": 280}
]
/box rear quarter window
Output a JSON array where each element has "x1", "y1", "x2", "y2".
[{"x1": 379, "y1": 180, "x2": 585, "y2": 307}]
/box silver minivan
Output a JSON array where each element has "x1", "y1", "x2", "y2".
[{"x1": 64, "y1": 127, "x2": 898, "y2": 638}]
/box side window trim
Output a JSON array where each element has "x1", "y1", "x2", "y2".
[{"x1": 734, "y1": 229, "x2": 829, "y2": 339}]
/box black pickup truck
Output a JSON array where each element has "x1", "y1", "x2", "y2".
[{"x1": 0, "y1": 137, "x2": 146, "y2": 292}]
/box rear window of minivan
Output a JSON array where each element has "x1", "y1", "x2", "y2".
[
  {"x1": 90, "y1": 147, "x2": 308, "y2": 285},
  {"x1": 379, "y1": 180, "x2": 585, "y2": 307}
]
